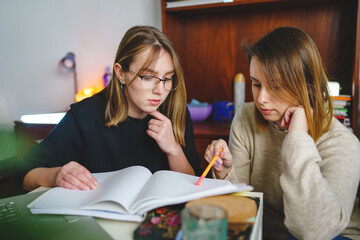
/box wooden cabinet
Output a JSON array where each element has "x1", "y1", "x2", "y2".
[
  {"x1": 161, "y1": 0, "x2": 360, "y2": 134},
  {"x1": 14, "y1": 121, "x2": 55, "y2": 159},
  {"x1": 192, "y1": 121, "x2": 230, "y2": 169}
]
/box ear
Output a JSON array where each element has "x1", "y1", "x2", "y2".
[{"x1": 114, "y1": 63, "x2": 126, "y2": 84}]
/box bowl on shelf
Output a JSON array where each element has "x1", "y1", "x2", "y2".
[{"x1": 187, "y1": 104, "x2": 212, "y2": 122}]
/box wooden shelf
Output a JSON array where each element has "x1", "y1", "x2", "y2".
[
  {"x1": 165, "y1": 0, "x2": 348, "y2": 12},
  {"x1": 162, "y1": 0, "x2": 359, "y2": 133},
  {"x1": 14, "y1": 121, "x2": 56, "y2": 159},
  {"x1": 14, "y1": 121, "x2": 55, "y2": 140},
  {"x1": 192, "y1": 120, "x2": 231, "y2": 170},
  {"x1": 193, "y1": 120, "x2": 230, "y2": 139}
]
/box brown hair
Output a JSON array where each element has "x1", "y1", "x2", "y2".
[
  {"x1": 244, "y1": 27, "x2": 333, "y2": 142},
  {"x1": 103, "y1": 26, "x2": 187, "y2": 145}
]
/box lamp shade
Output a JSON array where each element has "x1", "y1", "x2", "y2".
[{"x1": 60, "y1": 52, "x2": 76, "y2": 70}]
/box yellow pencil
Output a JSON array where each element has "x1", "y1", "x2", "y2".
[{"x1": 196, "y1": 148, "x2": 223, "y2": 186}]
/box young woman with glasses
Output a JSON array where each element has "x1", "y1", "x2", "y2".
[
  {"x1": 205, "y1": 27, "x2": 360, "y2": 239},
  {"x1": 21, "y1": 26, "x2": 202, "y2": 191}
]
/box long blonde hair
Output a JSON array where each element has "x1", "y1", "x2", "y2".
[
  {"x1": 244, "y1": 27, "x2": 333, "y2": 142},
  {"x1": 103, "y1": 26, "x2": 187, "y2": 145}
]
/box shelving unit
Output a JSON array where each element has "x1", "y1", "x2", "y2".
[{"x1": 161, "y1": 0, "x2": 360, "y2": 136}]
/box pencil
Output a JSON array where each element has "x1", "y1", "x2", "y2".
[{"x1": 196, "y1": 148, "x2": 223, "y2": 186}]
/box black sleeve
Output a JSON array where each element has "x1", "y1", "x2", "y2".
[
  {"x1": 182, "y1": 108, "x2": 202, "y2": 176},
  {"x1": 16, "y1": 109, "x2": 84, "y2": 182}
]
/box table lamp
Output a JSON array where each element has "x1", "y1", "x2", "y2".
[{"x1": 59, "y1": 52, "x2": 78, "y2": 98}]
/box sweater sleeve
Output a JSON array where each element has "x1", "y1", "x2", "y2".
[
  {"x1": 280, "y1": 129, "x2": 360, "y2": 240},
  {"x1": 226, "y1": 105, "x2": 253, "y2": 184}
]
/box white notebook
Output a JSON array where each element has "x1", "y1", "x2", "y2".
[{"x1": 28, "y1": 166, "x2": 252, "y2": 222}]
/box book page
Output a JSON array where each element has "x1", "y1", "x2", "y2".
[
  {"x1": 87, "y1": 166, "x2": 152, "y2": 211},
  {"x1": 28, "y1": 166, "x2": 152, "y2": 213},
  {"x1": 130, "y1": 170, "x2": 251, "y2": 214},
  {"x1": 30, "y1": 208, "x2": 145, "y2": 222}
]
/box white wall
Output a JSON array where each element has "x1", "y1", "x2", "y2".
[{"x1": 0, "y1": 0, "x2": 162, "y2": 121}]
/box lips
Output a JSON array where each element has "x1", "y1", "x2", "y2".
[
  {"x1": 260, "y1": 108, "x2": 273, "y2": 115},
  {"x1": 149, "y1": 99, "x2": 161, "y2": 106}
]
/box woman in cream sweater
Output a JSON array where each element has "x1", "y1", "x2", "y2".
[{"x1": 205, "y1": 27, "x2": 360, "y2": 240}]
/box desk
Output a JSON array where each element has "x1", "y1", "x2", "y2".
[{"x1": 31, "y1": 187, "x2": 262, "y2": 240}]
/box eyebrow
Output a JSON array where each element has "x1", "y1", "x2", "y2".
[
  {"x1": 250, "y1": 76, "x2": 260, "y2": 82},
  {"x1": 141, "y1": 68, "x2": 175, "y2": 76}
]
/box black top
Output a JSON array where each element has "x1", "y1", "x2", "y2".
[{"x1": 19, "y1": 94, "x2": 202, "y2": 178}]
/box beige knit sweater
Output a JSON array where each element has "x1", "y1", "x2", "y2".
[{"x1": 225, "y1": 102, "x2": 360, "y2": 240}]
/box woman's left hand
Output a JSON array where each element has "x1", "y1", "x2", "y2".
[
  {"x1": 280, "y1": 106, "x2": 310, "y2": 133},
  {"x1": 147, "y1": 111, "x2": 178, "y2": 155}
]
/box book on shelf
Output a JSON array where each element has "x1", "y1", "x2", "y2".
[
  {"x1": 332, "y1": 95, "x2": 352, "y2": 130},
  {"x1": 27, "y1": 166, "x2": 252, "y2": 222},
  {"x1": 165, "y1": 0, "x2": 233, "y2": 9}
]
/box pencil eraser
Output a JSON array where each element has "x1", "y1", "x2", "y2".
[{"x1": 196, "y1": 176, "x2": 205, "y2": 186}]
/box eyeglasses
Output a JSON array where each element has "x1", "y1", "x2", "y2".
[{"x1": 123, "y1": 66, "x2": 178, "y2": 91}]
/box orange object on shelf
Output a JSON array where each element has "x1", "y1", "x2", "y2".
[{"x1": 75, "y1": 87, "x2": 101, "y2": 102}]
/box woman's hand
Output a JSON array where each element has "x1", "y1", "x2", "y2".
[
  {"x1": 280, "y1": 106, "x2": 310, "y2": 133},
  {"x1": 55, "y1": 161, "x2": 98, "y2": 190},
  {"x1": 204, "y1": 139, "x2": 233, "y2": 179},
  {"x1": 147, "y1": 111, "x2": 179, "y2": 155},
  {"x1": 147, "y1": 111, "x2": 195, "y2": 175}
]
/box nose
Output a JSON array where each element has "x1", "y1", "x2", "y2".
[
  {"x1": 257, "y1": 87, "x2": 270, "y2": 104},
  {"x1": 153, "y1": 80, "x2": 165, "y2": 94}
]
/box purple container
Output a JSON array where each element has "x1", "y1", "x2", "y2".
[{"x1": 187, "y1": 104, "x2": 213, "y2": 122}]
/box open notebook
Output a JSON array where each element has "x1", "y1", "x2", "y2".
[{"x1": 28, "y1": 166, "x2": 252, "y2": 222}]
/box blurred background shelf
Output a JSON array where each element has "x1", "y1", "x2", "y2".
[{"x1": 161, "y1": 0, "x2": 360, "y2": 134}]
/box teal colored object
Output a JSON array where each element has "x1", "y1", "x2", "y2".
[
  {"x1": 181, "y1": 205, "x2": 228, "y2": 240},
  {"x1": 212, "y1": 101, "x2": 234, "y2": 121}
]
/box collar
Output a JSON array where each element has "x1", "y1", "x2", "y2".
[{"x1": 269, "y1": 121, "x2": 288, "y2": 132}]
